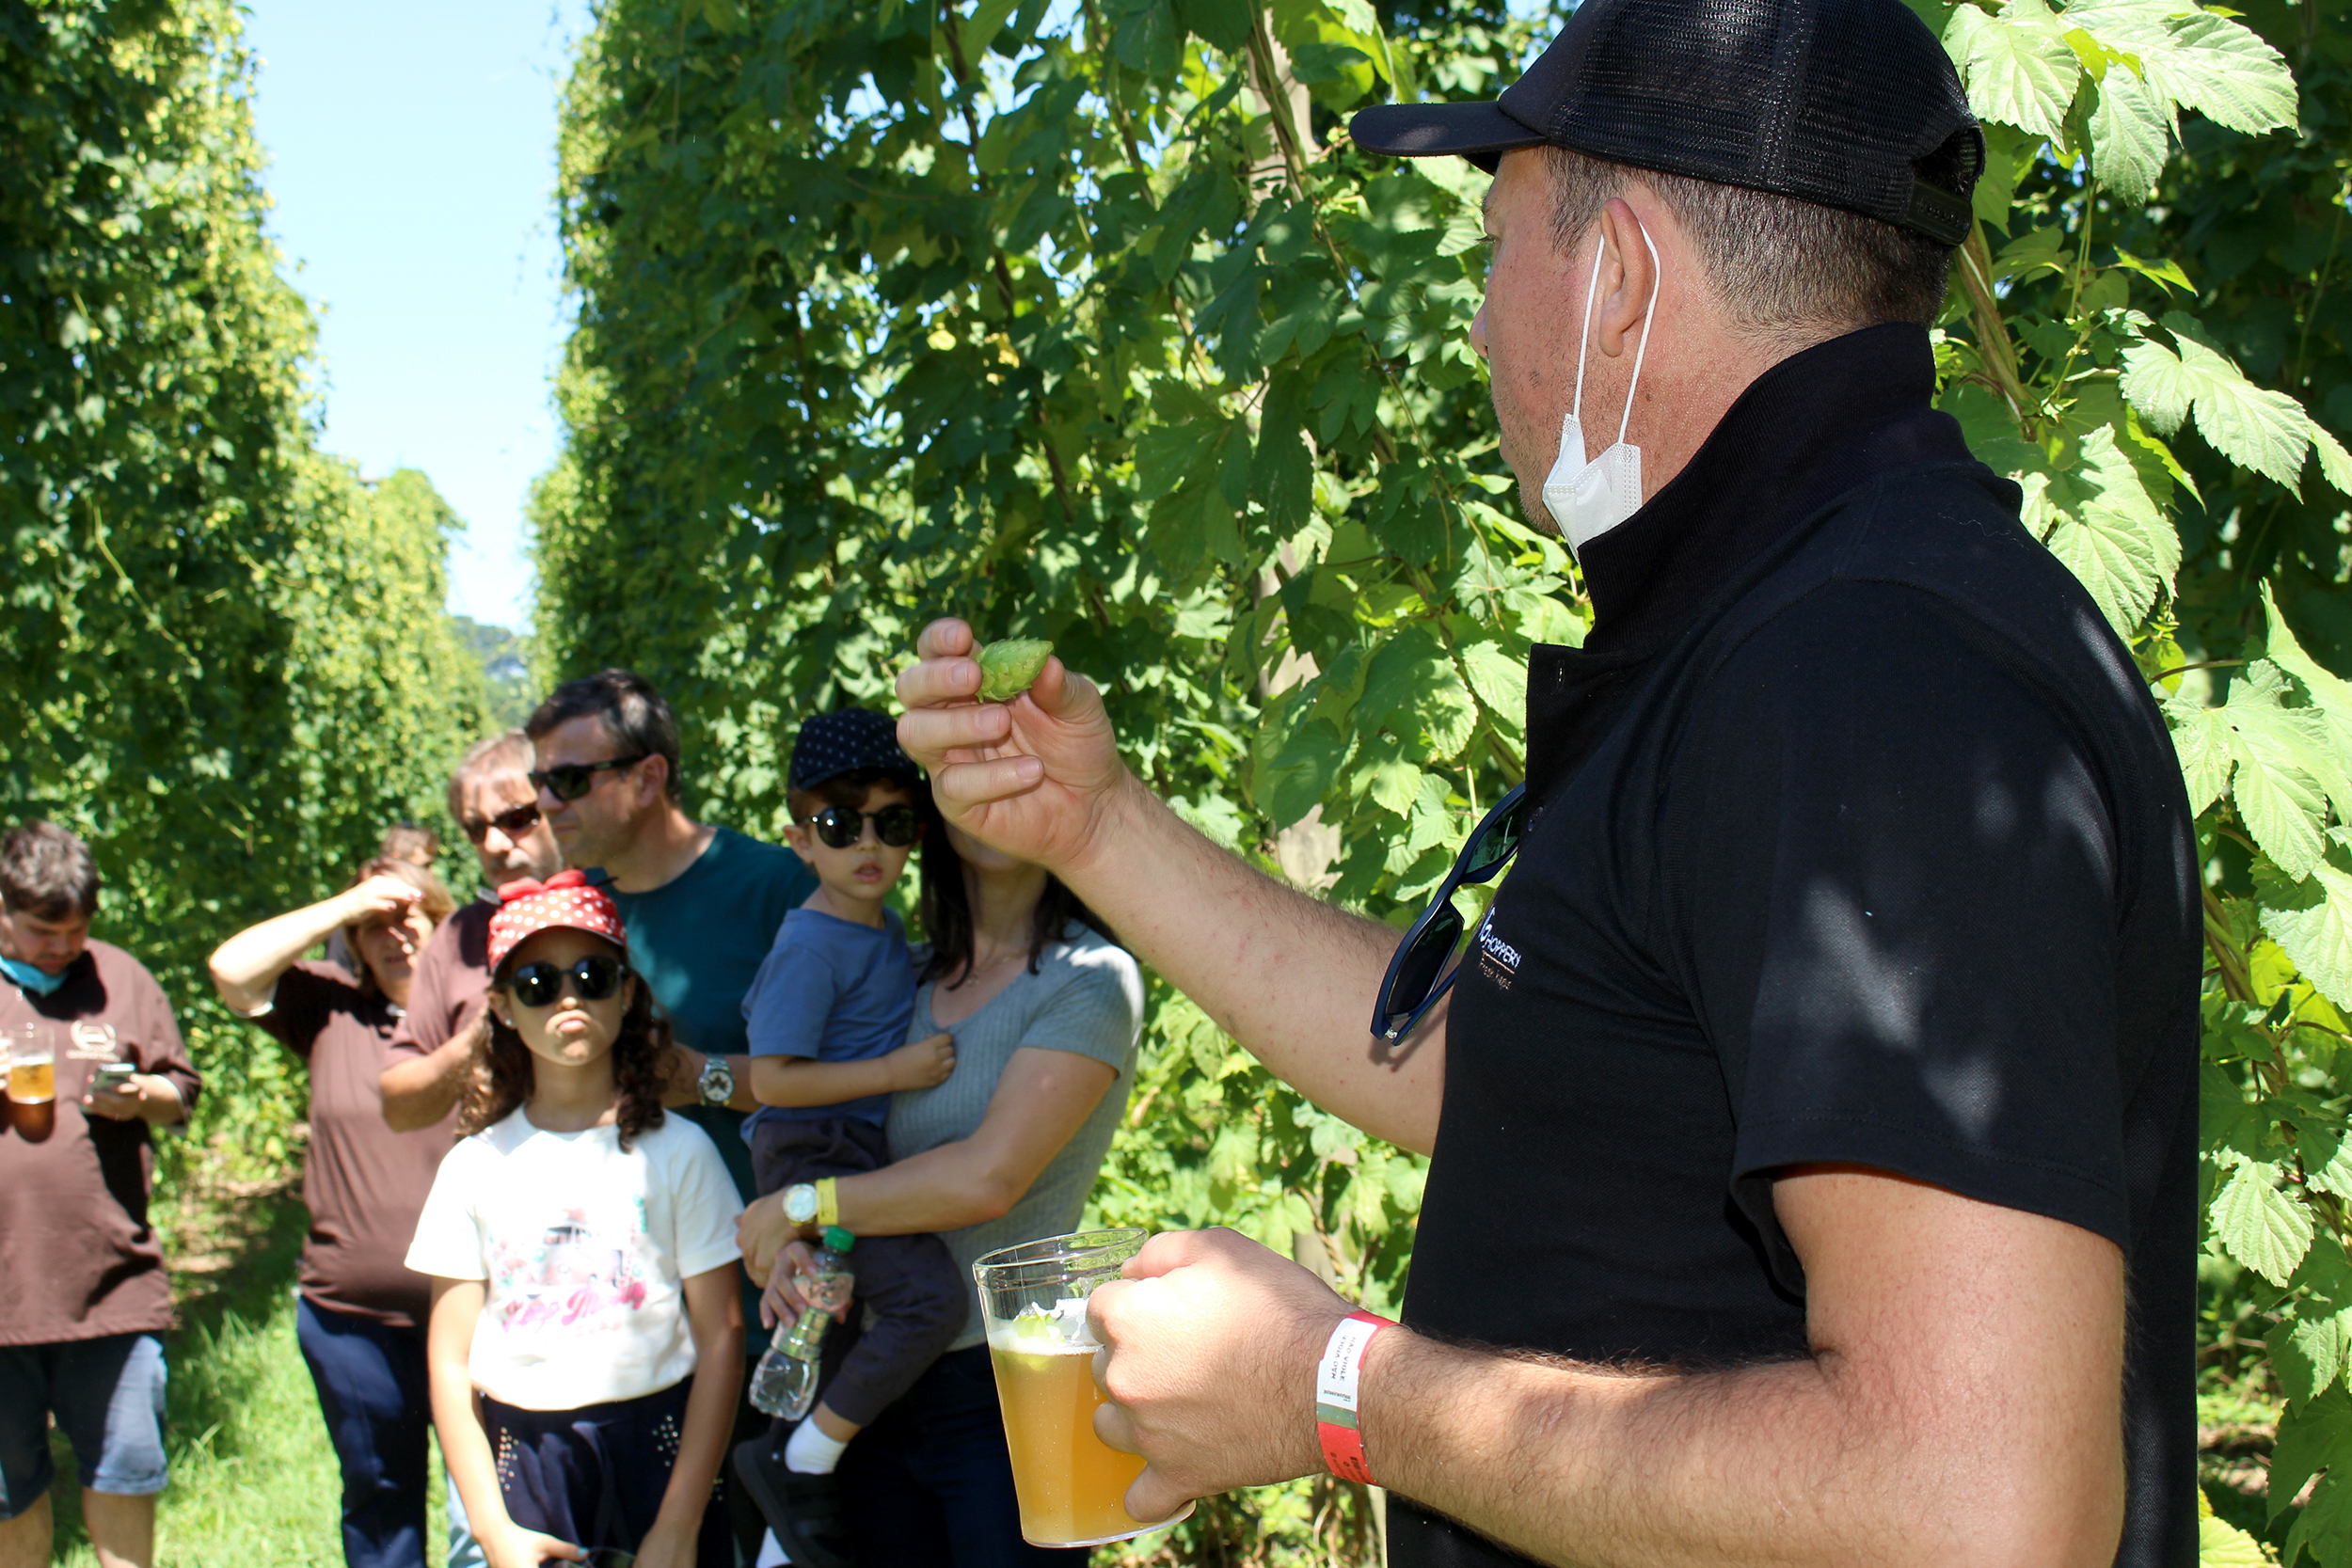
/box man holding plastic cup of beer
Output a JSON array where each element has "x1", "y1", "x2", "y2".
[
  {"x1": 0, "y1": 821, "x2": 198, "y2": 1568},
  {"x1": 897, "y1": 0, "x2": 2201, "y2": 1563}
]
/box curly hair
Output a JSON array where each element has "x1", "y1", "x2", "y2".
[{"x1": 459, "y1": 955, "x2": 672, "y2": 1150}]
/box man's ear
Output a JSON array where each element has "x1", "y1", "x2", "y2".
[
  {"x1": 1593, "y1": 197, "x2": 1659, "y2": 359},
  {"x1": 635, "y1": 752, "x2": 671, "y2": 809}
]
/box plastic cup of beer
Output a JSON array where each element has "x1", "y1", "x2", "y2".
[
  {"x1": 8, "y1": 1024, "x2": 55, "y2": 1141},
  {"x1": 973, "y1": 1228, "x2": 1193, "y2": 1548}
]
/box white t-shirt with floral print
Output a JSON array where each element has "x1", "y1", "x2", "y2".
[{"x1": 405, "y1": 1107, "x2": 741, "y2": 1410}]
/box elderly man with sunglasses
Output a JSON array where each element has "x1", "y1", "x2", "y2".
[
  {"x1": 378, "y1": 731, "x2": 564, "y2": 1132},
  {"x1": 896, "y1": 2, "x2": 2201, "y2": 1566}
]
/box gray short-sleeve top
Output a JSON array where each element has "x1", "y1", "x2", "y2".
[{"x1": 888, "y1": 924, "x2": 1143, "y2": 1349}]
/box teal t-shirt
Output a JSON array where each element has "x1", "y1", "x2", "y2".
[{"x1": 602, "y1": 825, "x2": 817, "y2": 1206}]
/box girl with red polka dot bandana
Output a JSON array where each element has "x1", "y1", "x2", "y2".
[{"x1": 405, "y1": 871, "x2": 745, "y2": 1568}]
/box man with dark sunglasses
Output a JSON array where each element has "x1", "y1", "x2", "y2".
[
  {"x1": 512, "y1": 669, "x2": 818, "y2": 1165},
  {"x1": 522, "y1": 668, "x2": 818, "y2": 1557},
  {"x1": 897, "y1": 1, "x2": 2200, "y2": 1565}
]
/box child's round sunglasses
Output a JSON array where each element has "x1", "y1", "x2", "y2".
[
  {"x1": 803, "y1": 803, "x2": 923, "y2": 849},
  {"x1": 506, "y1": 955, "x2": 626, "y2": 1010},
  {"x1": 1369, "y1": 784, "x2": 1528, "y2": 1044}
]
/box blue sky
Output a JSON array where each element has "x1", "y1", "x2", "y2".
[{"x1": 245, "y1": 0, "x2": 593, "y2": 633}]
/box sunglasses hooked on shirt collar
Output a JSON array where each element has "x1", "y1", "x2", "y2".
[
  {"x1": 803, "y1": 803, "x2": 924, "y2": 850},
  {"x1": 1369, "y1": 784, "x2": 1529, "y2": 1044},
  {"x1": 506, "y1": 955, "x2": 626, "y2": 1010},
  {"x1": 528, "y1": 754, "x2": 649, "y2": 802},
  {"x1": 462, "y1": 802, "x2": 542, "y2": 844}
]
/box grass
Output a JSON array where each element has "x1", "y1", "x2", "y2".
[{"x1": 41, "y1": 1145, "x2": 449, "y2": 1568}]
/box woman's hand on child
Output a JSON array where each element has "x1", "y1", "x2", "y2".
[
  {"x1": 885, "y1": 1030, "x2": 956, "y2": 1091},
  {"x1": 760, "y1": 1241, "x2": 852, "y2": 1328},
  {"x1": 479, "y1": 1522, "x2": 584, "y2": 1568}
]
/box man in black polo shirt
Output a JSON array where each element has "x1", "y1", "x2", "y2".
[{"x1": 896, "y1": 1, "x2": 2199, "y2": 1564}]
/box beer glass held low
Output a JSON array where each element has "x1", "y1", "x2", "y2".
[
  {"x1": 972, "y1": 1228, "x2": 1194, "y2": 1550},
  {"x1": 8, "y1": 1022, "x2": 56, "y2": 1142}
]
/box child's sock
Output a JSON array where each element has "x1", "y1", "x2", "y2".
[
  {"x1": 755, "y1": 1528, "x2": 790, "y2": 1566},
  {"x1": 785, "y1": 1415, "x2": 850, "y2": 1475}
]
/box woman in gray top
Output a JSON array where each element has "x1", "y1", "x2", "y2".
[{"x1": 738, "y1": 819, "x2": 1142, "y2": 1565}]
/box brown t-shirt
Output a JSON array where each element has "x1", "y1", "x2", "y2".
[
  {"x1": 0, "y1": 940, "x2": 201, "y2": 1347},
  {"x1": 386, "y1": 899, "x2": 493, "y2": 1064},
  {"x1": 260, "y1": 961, "x2": 457, "y2": 1328}
]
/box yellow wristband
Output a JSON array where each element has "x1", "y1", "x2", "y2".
[{"x1": 816, "y1": 1178, "x2": 839, "y2": 1230}]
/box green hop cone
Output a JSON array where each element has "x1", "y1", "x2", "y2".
[
  {"x1": 1011, "y1": 1303, "x2": 1059, "y2": 1345},
  {"x1": 976, "y1": 639, "x2": 1053, "y2": 702}
]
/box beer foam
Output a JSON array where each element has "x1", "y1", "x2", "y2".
[{"x1": 990, "y1": 1297, "x2": 1099, "y2": 1354}]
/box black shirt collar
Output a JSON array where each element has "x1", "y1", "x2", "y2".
[{"x1": 1576, "y1": 323, "x2": 1980, "y2": 654}]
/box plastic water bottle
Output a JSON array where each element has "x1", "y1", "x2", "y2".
[{"x1": 749, "y1": 1227, "x2": 857, "y2": 1420}]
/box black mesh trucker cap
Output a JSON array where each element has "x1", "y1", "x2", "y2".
[
  {"x1": 788, "y1": 707, "x2": 919, "y2": 795},
  {"x1": 1350, "y1": 0, "x2": 1982, "y2": 246}
]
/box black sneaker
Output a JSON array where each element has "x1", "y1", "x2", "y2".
[{"x1": 732, "y1": 1437, "x2": 857, "y2": 1568}]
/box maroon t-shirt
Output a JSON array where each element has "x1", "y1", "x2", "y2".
[
  {"x1": 386, "y1": 899, "x2": 493, "y2": 1064},
  {"x1": 260, "y1": 961, "x2": 456, "y2": 1327},
  {"x1": 0, "y1": 940, "x2": 201, "y2": 1347}
]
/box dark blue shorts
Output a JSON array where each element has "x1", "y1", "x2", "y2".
[
  {"x1": 0, "y1": 1334, "x2": 168, "y2": 1517},
  {"x1": 481, "y1": 1376, "x2": 730, "y2": 1566}
]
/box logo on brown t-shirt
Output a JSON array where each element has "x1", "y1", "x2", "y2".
[{"x1": 68, "y1": 1022, "x2": 119, "y2": 1060}]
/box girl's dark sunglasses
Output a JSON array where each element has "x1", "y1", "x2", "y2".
[
  {"x1": 507, "y1": 955, "x2": 626, "y2": 1010},
  {"x1": 1369, "y1": 784, "x2": 1529, "y2": 1044},
  {"x1": 462, "y1": 802, "x2": 541, "y2": 844},
  {"x1": 527, "y1": 754, "x2": 648, "y2": 802},
  {"x1": 805, "y1": 803, "x2": 923, "y2": 850}
]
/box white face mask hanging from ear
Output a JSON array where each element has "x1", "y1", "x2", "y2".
[{"x1": 1541, "y1": 224, "x2": 1662, "y2": 551}]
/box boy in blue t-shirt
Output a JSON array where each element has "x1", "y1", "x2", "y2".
[{"x1": 734, "y1": 707, "x2": 964, "y2": 1563}]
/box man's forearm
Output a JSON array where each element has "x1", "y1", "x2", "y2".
[
  {"x1": 1359, "y1": 1326, "x2": 2110, "y2": 1568},
  {"x1": 379, "y1": 1035, "x2": 470, "y2": 1131},
  {"x1": 137, "y1": 1076, "x2": 186, "y2": 1126},
  {"x1": 1060, "y1": 776, "x2": 1444, "y2": 1152}
]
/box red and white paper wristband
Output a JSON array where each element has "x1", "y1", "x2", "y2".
[{"x1": 1315, "y1": 1308, "x2": 1397, "y2": 1485}]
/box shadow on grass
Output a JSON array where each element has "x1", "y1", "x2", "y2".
[{"x1": 45, "y1": 1170, "x2": 310, "y2": 1562}]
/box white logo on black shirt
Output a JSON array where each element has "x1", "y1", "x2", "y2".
[{"x1": 1475, "y1": 910, "x2": 1519, "y2": 990}]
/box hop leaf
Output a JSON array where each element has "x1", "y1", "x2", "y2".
[
  {"x1": 2031, "y1": 425, "x2": 2179, "y2": 635},
  {"x1": 2209, "y1": 1158, "x2": 2313, "y2": 1286},
  {"x1": 2285, "y1": 1306, "x2": 2352, "y2": 1403},
  {"x1": 2265, "y1": 863, "x2": 2352, "y2": 1012},
  {"x1": 2196, "y1": 1512, "x2": 2270, "y2": 1567},
  {"x1": 2063, "y1": 0, "x2": 2297, "y2": 138},
  {"x1": 1945, "y1": 0, "x2": 2081, "y2": 143},
  {"x1": 2262, "y1": 586, "x2": 2352, "y2": 813},
  {"x1": 2201, "y1": 663, "x2": 2339, "y2": 880},
  {"x1": 2085, "y1": 65, "x2": 2172, "y2": 203},
  {"x1": 2122, "y1": 319, "x2": 2322, "y2": 492}
]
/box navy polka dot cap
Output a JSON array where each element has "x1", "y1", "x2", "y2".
[{"x1": 788, "y1": 707, "x2": 921, "y2": 794}]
